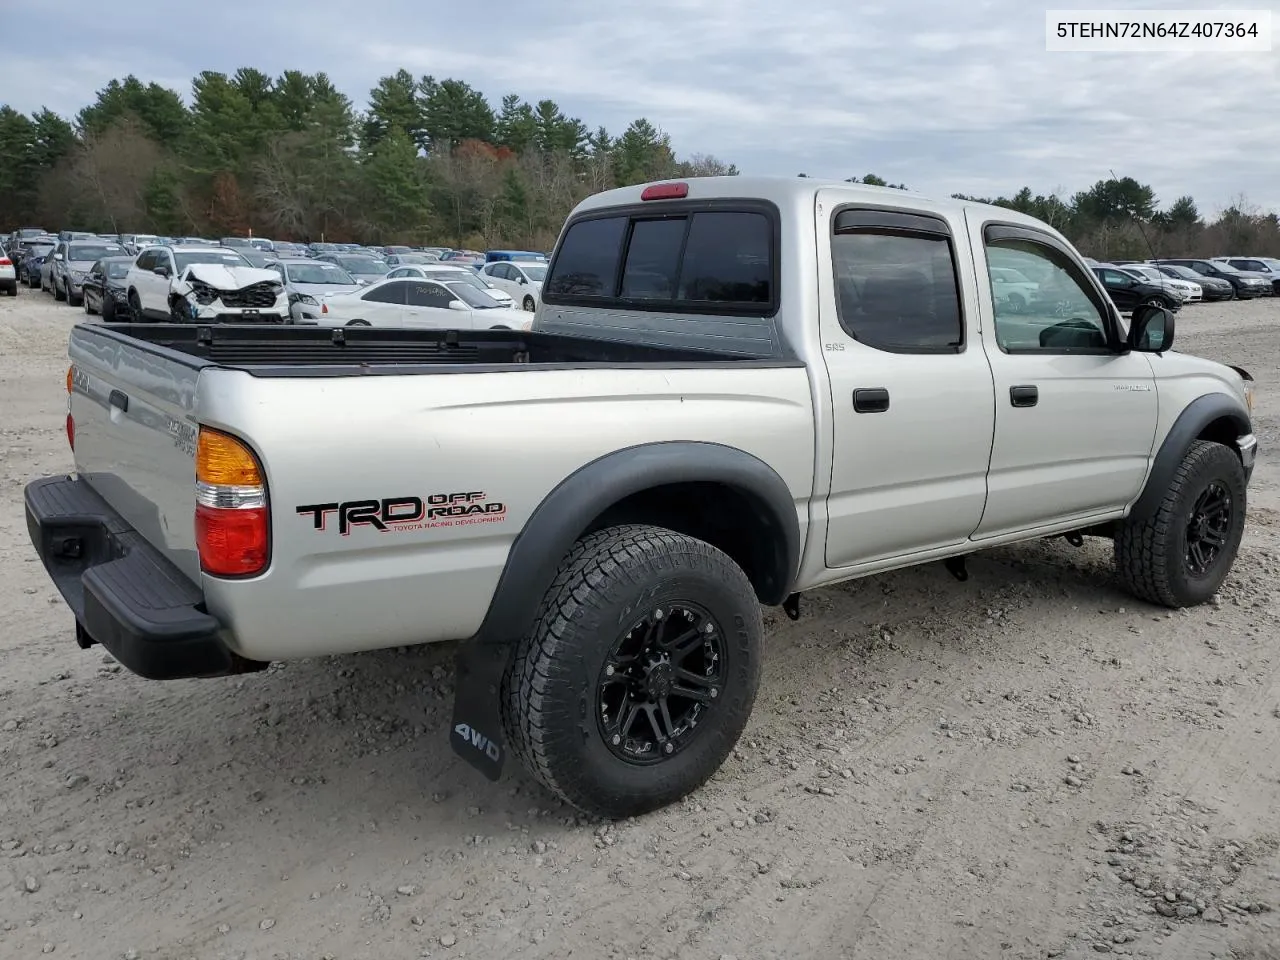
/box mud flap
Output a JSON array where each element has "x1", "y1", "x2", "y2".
[{"x1": 449, "y1": 640, "x2": 511, "y2": 781}]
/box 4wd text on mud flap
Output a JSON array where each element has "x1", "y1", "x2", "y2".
[
  {"x1": 296, "y1": 492, "x2": 507, "y2": 536},
  {"x1": 453, "y1": 723, "x2": 501, "y2": 763}
]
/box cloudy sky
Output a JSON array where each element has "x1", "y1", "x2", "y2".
[{"x1": 4, "y1": 0, "x2": 1278, "y2": 214}]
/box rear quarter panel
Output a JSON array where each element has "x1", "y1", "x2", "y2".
[{"x1": 198, "y1": 365, "x2": 816, "y2": 661}]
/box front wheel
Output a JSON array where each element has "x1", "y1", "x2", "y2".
[
  {"x1": 127, "y1": 291, "x2": 144, "y2": 322},
  {"x1": 503, "y1": 524, "x2": 762, "y2": 818},
  {"x1": 53, "y1": 278, "x2": 66, "y2": 302},
  {"x1": 1114, "y1": 440, "x2": 1247, "y2": 607}
]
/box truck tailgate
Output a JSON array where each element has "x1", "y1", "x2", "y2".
[{"x1": 68, "y1": 326, "x2": 202, "y2": 581}]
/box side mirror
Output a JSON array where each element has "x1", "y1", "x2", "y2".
[
  {"x1": 518, "y1": 276, "x2": 527, "y2": 285},
  {"x1": 53, "y1": 252, "x2": 63, "y2": 261},
  {"x1": 448, "y1": 299, "x2": 468, "y2": 311},
  {"x1": 153, "y1": 265, "x2": 169, "y2": 277},
  {"x1": 1128, "y1": 304, "x2": 1175, "y2": 353}
]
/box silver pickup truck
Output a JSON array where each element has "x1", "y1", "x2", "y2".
[{"x1": 25, "y1": 176, "x2": 1257, "y2": 818}]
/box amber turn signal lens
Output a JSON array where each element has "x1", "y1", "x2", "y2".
[
  {"x1": 66, "y1": 365, "x2": 74, "y2": 394},
  {"x1": 196, "y1": 428, "x2": 264, "y2": 486}
]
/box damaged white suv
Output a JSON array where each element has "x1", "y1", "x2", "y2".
[{"x1": 124, "y1": 245, "x2": 290, "y2": 323}]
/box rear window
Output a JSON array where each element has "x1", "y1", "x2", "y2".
[{"x1": 543, "y1": 205, "x2": 776, "y2": 314}]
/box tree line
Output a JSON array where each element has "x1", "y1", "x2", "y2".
[
  {"x1": 0, "y1": 69, "x2": 738, "y2": 250},
  {"x1": 1, "y1": 69, "x2": 1276, "y2": 258}
]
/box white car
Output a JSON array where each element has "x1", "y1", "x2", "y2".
[
  {"x1": 987, "y1": 266, "x2": 1039, "y2": 312},
  {"x1": 479, "y1": 260, "x2": 546, "y2": 312},
  {"x1": 315, "y1": 275, "x2": 533, "y2": 329},
  {"x1": 0, "y1": 247, "x2": 16, "y2": 296},
  {"x1": 386, "y1": 263, "x2": 516, "y2": 308},
  {"x1": 1119, "y1": 264, "x2": 1201, "y2": 302},
  {"x1": 125, "y1": 245, "x2": 290, "y2": 322}
]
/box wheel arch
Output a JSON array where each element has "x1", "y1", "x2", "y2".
[
  {"x1": 472, "y1": 441, "x2": 802, "y2": 644},
  {"x1": 1129, "y1": 392, "x2": 1252, "y2": 523}
]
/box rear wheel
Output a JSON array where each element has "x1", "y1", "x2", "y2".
[
  {"x1": 1114, "y1": 440, "x2": 1246, "y2": 607},
  {"x1": 502, "y1": 524, "x2": 762, "y2": 817},
  {"x1": 345, "y1": 319, "x2": 370, "y2": 326}
]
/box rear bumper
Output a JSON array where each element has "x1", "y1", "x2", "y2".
[{"x1": 24, "y1": 475, "x2": 265, "y2": 680}]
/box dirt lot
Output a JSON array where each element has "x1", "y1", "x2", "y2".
[{"x1": 2, "y1": 289, "x2": 1279, "y2": 960}]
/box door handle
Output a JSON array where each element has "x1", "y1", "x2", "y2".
[
  {"x1": 108, "y1": 389, "x2": 129, "y2": 413},
  {"x1": 853, "y1": 388, "x2": 890, "y2": 413},
  {"x1": 1009, "y1": 385, "x2": 1038, "y2": 408}
]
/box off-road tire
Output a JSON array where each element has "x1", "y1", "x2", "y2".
[
  {"x1": 502, "y1": 523, "x2": 762, "y2": 817},
  {"x1": 1115, "y1": 440, "x2": 1246, "y2": 607}
]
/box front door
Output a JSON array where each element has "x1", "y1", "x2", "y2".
[
  {"x1": 1096, "y1": 267, "x2": 1142, "y2": 311},
  {"x1": 967, "y1": 217, "x2": 1159, "y2": 538},
  {"x1": 818, "y1": 195, "x2": 997, "y2": 569}
]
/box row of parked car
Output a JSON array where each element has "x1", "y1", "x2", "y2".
[{"x1": 0, "y1": 227, "x2": 552, "y2": 330}]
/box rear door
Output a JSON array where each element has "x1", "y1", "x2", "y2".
[
  {"x1": 816, "y1": 194, "x2": 997, "y2": 568},
  {"x1": 356, "y1": 280, "x2": 410, "y2": 325}
]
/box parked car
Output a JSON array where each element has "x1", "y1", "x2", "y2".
[
  {"x1": 386, "y1": 253, "x2": 441, "y2": 266},
  {"x1": 267, "y1": 258, "x2": 361, "y2": 321},
  {"x1": 24, "y1": 176, "x2": 1258, "y2": 819},
  {"x1": 1091, "y1": 265, "x2": 1182, "y2": 314},
  {"x1": 484, "y1": 249, "x2": 547, "y2": 264},
  {"x1": 315, "y1": 253, "x2": 390, "y2": 285},
  {"x1": 80, "y1": 256, "x2": 134, "y2": 319},
  {"x1": 1216, "y1": 257, "x2": 1280, "y2": 295},
  {"x1": 315, "y1": 275, "x2": 530, "y2": 329},
  {"x1": 52, "y1": 239, "x2": 128, "y2": 306},
  {"x1": 1111, "y1": 262, "x2": 1202, "y2": 302},
  {"x1": 124, "y1": 245, "x2": 289, "y2": 323},
  {"x1": 15, "y1": 238, "x2": 56, "y2": 286},
  {"x1": 0, "y1": 247, "x2": 16, "y2": 295},
  {"x1": 219, "y1": 237, "x2": 256, "y2": 249},
  {"x1": 248, "y1": 238, "x2": 276, "y2": 253},
  {"x1": 479, "y1": 259, "x2": 546, "y2": 311},
  {"x1": 1153, "y1": 263, "x2": 1234, "y2": 301},
  {"x1": 987, "y1": 266, "x2": 1039, "y2": 312},
  {"x1": 384, "y1": 263, "x2": 517, "y2": 308},
  {"x1": 1155, "y1": 259, "x2": 1270, "y2": 299}
]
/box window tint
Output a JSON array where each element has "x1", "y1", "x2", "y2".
[
  {"x1": 620, "y1": 218, "x2": 685, "y2": 299},
  {"x1": 135, "y1": 250, "x2": 154, "y2": 270},
  {"x1": 678, "y1": 212, "x2": 771, "y2": 304},
  {"x1": 831, "y1": 230, "x2": 963, "y2": 352},
  {"x1": 1099, "y1": 269, "x2": 1132, "y2": 287},
  {"x1": 406, "y1": 282, "x2": 455, "y2": 308},
  {"x1": 362, "y1": 281, "x2": 408, "y2": 304},
  {"x1": 545, "y1": 216, "x2": 627, "y2": 297},
  {"x1": 985, "y1": 240, "x2": 1108, "y2": 352}
]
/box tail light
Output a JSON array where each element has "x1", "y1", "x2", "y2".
[
  {"x1": 0, "y1": 256, "x2": 11, "y2": 266},
  {"x1": 65, "y1": 365, "x2": 75, "y2": 450},
  {"x1": 194, "y1": 427, "x2": 269, "y2": 577}
]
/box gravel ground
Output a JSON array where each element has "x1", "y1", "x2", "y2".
[{"x1": 2, "y1": 288, "x2": 1280, "y2": 960}]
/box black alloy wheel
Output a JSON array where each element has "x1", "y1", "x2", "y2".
[
  {"x1": 597, "y1": 603, "x2": 725, "y2": 764},
  {"x1": 1185, "y1": 481, "x2": 1232, "y2": 578}
]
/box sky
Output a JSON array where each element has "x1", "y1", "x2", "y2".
[{"x1": 3, "y1": 0, "x2": 1279, "y2": 215}]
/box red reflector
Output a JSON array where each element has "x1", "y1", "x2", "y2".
[
  {"x1": 641, "y1": 182, "x2": 689, "y2": 201},
  {"x1": 66, "y1": 413, "x2": 74, "y2": 450},
  {"x1": 196, "y1": 503, "x2": 268, "y2": 576}
]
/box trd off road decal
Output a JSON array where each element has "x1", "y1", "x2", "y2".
[{"x1": 296, "y1": 491, "x2": 507, "y2": 536}]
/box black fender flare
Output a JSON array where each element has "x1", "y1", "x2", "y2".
[
  {"x1": 473, "y1": 440, "x2": 802, "y2": 645},
  {"x1": 1129, "y1": 392, "x2": 1251, "y2": 522}
]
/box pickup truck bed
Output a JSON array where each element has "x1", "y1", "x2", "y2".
[{"x1": 94, "y1": 322, "x2": 790, "y2": 372}]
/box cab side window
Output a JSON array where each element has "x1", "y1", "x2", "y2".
[
  {"x1": 984, "y1": 238, "x2": 1109, "y2": 353},
  {"x1": 831, "y1": 211, "x2": 964, "y2": 353}
]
